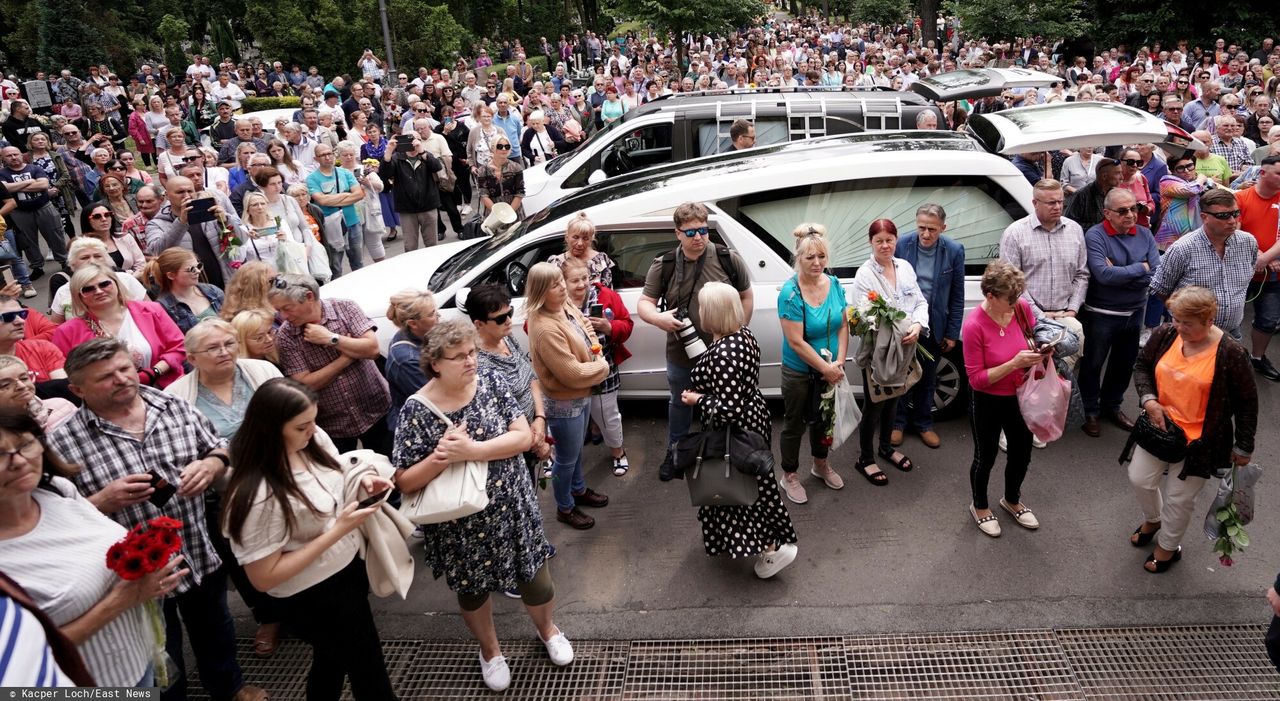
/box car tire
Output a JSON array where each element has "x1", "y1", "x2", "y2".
[{"x1": 931, "y1": 347, "x2": 969, "y2": 420}]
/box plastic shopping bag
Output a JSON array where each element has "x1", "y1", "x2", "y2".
[
  {"x1": 1203, "y1": 463, "x2": 1262, "y2": 540},
  {"x1": 1016, "y1": 356, "x2": 1070, "y2": 443},
  {"x1": 275, "y1": 239, "x2": 309, "y2": 276},
  {"x1": 830, "y1": 376, "x2": 861, "y2": 451}
]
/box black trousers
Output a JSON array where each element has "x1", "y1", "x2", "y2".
[
  {"x1": 1267, "y1": 615, "x2": 1280, "y2": 673},
  {"x1": 204, "y1": 493, "x2": 280, "y2": 626},
  {"x1": 858, "y1": 369, "x2": 899, "y2": 462},
  {"x1": 332, "y1": 416, "x2": 392, "y2": 456},
  {"x1": 968, "y1": 391, "x2": 1033, "y2": 510},
  {"x1": 274, "y1": 559, "x2": 397, "y2": 701},
  {"x1": 436, "y1": 189, "x2": 463, "y2": 234},
  {"x1": 162, "y1": 567, "x2": 244, "y2": 701}
]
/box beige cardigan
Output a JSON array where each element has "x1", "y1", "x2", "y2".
[{"x1": 528, "y1": 305, "x2": 608, "y2": 401}]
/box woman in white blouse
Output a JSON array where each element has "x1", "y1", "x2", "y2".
[
  {"x1": 850, "y1": 218, "x2": 929, "y2": 486},
  {"x1": 222, "y1": 378, "x2": 395, "y2": 698},
  {"x1": 0, "y1": 412, "x2": 186, "y2": 686}
]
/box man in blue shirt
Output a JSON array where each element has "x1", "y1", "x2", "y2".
[
  {"x1": 306, "y1": 143, "x2": 365, "y2": 279},
  {"x1": 892, "y1": 203, "x2": 965, "y2": 449},
  {"x1": 1079, "y1": 189, "x2": 1160, "y2": 437}
]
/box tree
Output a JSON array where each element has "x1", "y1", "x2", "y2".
[
  {"x1": 157, "y1": 14, "x2": 191, "y2": 78},
  {"x1": 611, "y1": 0, "x2": 768, "y2": 66},
  {"x1": 387, "y1": 0, "x2": 468, "y2": 72},
  {"x1": 1089, "y1": 0, "x2": 1273, "y2": 52},
  {"x1": 848, "y1": 0, "x2": 910, "y2": 27},
  {"x1": 35, "y1": 0, "x2": 105, "y2": 72},
  {"x1": 944, "y1": 0, "x2": 1088, "y2": 44}
]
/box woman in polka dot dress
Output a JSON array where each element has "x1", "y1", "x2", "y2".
[{"x1": 681, "y1": 282, "x2": 800, "y2": 579}]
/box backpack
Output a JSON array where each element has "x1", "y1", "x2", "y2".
[{"x1": 657, "y1": 244, "x2": 743, "y2": 311}]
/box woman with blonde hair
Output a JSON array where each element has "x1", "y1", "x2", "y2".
[
  {"x1": 220, "y1": 261, "x2": 278, "y2": 321},
  {"x1": 238, "y1": 191, "x2": 287, "y2": 265},
  {"x1": 47, "y1": 238, "x2": 149, "y2": 324},
  {"x1": 143, "y1": 248, "x2": 225, "y2": 333},
  {"x1": 681, "y1": 281, "x2": 799, "y2": 578},
  {"x1": 475, "y1": 133, "x2": 524, "y2": 218},
  {"x1": 547, "y1": 212, "x2": 615, "y2": 287},
  {"x1": 383, "y1": 288, "x2": 438, "y2": 433},
  {"x1": 525, "y1": 262, "x2": 610, "y2": 530},
  {"x1": 230, "y1": 309, "x2": 279, "y2": 365},
  {"x1": 775, "y1": 223, "x2": 848, "y2": 504}
]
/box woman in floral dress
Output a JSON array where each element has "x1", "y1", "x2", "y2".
[
  {"x1": 391, "y1": 319, "x2": 572, "y2": 692},
  {"x1": 680, "y1": 282, "x2": 799, "y2": 579}
]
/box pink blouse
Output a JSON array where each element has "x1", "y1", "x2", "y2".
[{"x1": 962, "y1": 299, "x2": 1034, "y2": 397}]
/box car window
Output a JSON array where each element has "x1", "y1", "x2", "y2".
[
  {"x1": 695, "y1": 118, "x2": 787, "y2": 157},
  {"x1": 471, "y1": 236, "x2": 570, "y2": 298},
  {"x1": 599, "y1": 123, "x2": 674, "y2": 177},
  {"x1": 599, "y1": 228, "x2": 727, "y2": 289},
  {"x1": 719, "y1": 175, "x2": 1026, "y2": 277}
]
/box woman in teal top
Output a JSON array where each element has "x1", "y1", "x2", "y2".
[{"x1": 775, "y1": 224, "x2": 849, "y2": 506}]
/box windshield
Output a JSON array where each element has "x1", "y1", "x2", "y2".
[
  {"x1": 429, "y1": 208, "x2": 553, "y2": 293},
  {"x1": 544, "y1": 117, "x2": 627, "y2": 175}
]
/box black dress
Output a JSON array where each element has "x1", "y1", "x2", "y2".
[{"x1": 690, "y1": 327, "x2": 798, "y2": 557}]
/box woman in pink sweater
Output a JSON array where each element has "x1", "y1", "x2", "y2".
[{"x1": 961, "y1": 260, "x2": 1051, "y2": 538}]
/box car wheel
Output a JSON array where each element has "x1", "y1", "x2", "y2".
[{"x1": 931, "y1": 349, "x2": 969, "y2": 420}]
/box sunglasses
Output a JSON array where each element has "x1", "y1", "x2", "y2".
[
  {"x1": 679, "y1": 226, "x2": 710, "y2": 238},
  {"x1": 486, "y1": 310, "x2": 514, "y2": 324},
  {"x1": 494, "y1": 144, "x2": 512, "y2": 151},
  {"x1": 271, "y1": 274, "x2": 291, "y2": 289},
  {"x1": 88, "y1": 211, "x2": 112, "y2": 220},
  {"x1": 1107, "y1": 206, "x2": 1139, "y2": 215},
  {"x1": 108, "y1": 165, "x2": 126, "y2": 171},
  {"x1": 1204, "y1": 209, "x2": 1242, "y2": 220},
  {"x1": 80, "y1": 279, "x2": 115, "y2": 295},
  {"x1": 1121, "y1": 159, "x2": 1142, "y2": 166},
  {"x1": 182, "y1": 263, "x2": 203, "y2": 274},
  {"x1": 0, "y1": 309, "x2": 28, "y2": 324}
]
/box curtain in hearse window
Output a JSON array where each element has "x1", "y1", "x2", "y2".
[{"x1": 724, "y1": 176, "x2": 1026, "y2": 276}]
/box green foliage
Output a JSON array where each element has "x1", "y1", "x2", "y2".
[
  {"x1": 387, "y1": 0, "x2": 467, "y2": 71},
  {"x1": 35, "y1": 0, "x2": 106, "y2": 72},
  {"x1": 157, "y1": 14, "x2": 190, "y2": 76},
  {"x1": 488, "y1": 56, "x2": 549, "y2": 77},
  {"x1": 1090, "y1": 1, "x2": 1272, "y2": 52},
  {"x1": 945, "y1": 0, "x2": 1088, "y2": 44},
  {"x1": 611, "y1": 0, "x2": 768, "y2": 63},
  {"x1": 847, "y1": 0, "x2": 910, "y2": 27},
  {"x1": 242, "y1": 96, "x2": 301, "y2": 110}
]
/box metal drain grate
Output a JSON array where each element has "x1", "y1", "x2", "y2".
[
  {"x1": 184, "y1": 639, "x2": 421, "y2": 700},
  {"x1": 845, "y1": 629, "x2": 1082, "y2": 700},
  {"x1": 1056, "y1": 624, "x2": 1280, "y2": 700},
  {"x1": 622, "y1": 636, "x2": 851, "y2": 700},
  {"x1": 399, "y1": 640, "x2": 628, "y2": 699}
]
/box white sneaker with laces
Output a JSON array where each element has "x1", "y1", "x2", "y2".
[
  {"x1": 20, "y1": 285, "x2": 36, "y2": 299},
  {"x1": 754, "y1": 543, "x2": 798, "y2": 579},
  {"x1": 478, "y1": 651, "x2": 510, "y2": 691},
  {"x1": 539, "y1": 627, "x2": 574, "y2": 666}
]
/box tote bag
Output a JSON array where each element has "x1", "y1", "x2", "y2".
[{"x1": 398, "y1": 394, "x2": 490, "y2": 524}]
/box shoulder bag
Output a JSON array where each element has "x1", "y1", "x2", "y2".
[
  {"x1": 675, "y1": 425, "x2": 768, "y2": 507},
  {"x1": 1120, "y1": 410, "x2": 1189, "y2": 465},
  {"x1": 398, "y1": 394, "x2": 490, "y2": 524}
]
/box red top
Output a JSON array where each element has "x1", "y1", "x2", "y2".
[
  {"x1": 14, "y1": 340, "x2": 64, "y2": 382},
  {"x1": 962, "y1": 299, "x2": 1034, "y2": 397}
]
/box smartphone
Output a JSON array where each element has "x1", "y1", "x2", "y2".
[
  {"x1": 0, "y1": 265, "x2": 14, "y2": 288},
  {"x1": 589, "y1": 303, "x2": 604, "y2": 317},
  {"x1": 187, "y1": 197, "x2": 216, "y2": 224},
  {"x1": 1038, "y1": 337, "x2": 1063, "y2": 354},
  {"x1": 358, "y1": 489, "x2": 390, "y2": 508},
  {"x1": 147, "y1": 470, "x2": 177, "y2": 508}
]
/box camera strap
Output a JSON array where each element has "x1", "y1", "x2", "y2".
[{"x1": 672, "y1": 247, "x2": 709, "y2": 314}]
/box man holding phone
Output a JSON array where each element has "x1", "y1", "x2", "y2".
[
  {"x1": 1078, "y1": 189, "x2": 1160, "y2": 437},
  {"x1": 378, "y1": 133, "x2": 442, "y2": 251}
]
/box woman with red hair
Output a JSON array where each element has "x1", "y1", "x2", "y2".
[{"x1": 849, "y1": 219, "x2": 929, "y2": 486}]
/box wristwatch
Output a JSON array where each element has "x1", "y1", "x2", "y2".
[{"x1": 329, "y1": 334, "x2": 340, "y2": 345}]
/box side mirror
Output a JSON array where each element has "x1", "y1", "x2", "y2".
[{"x1": 587, "y1": 169, "x2": 607, "y2": 185}]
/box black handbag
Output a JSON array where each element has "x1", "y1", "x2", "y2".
[
  {"x1": 1120, "y1": 411, "x2": 1189, "y2": 464},
  {"x1": 675, "y1": 426, "x2": 765, "y2": 507}
]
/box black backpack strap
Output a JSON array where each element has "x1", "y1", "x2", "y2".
[
  {"x1": 716, "y1": 245, "x2": 742, "y2": 290},
  {"x1": 657, "y1": 248, "x2": 679, "y2": 311}
]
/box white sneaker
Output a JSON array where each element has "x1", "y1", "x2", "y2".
[
  {"x1": 539, "y1": 627, "x2": 574, "y2": 666},
  {"x1": 1000, "y1": 430, "x2": 1046, "y2": 451},
  {"x1": 478, "y1": 651, "x2": 510, "y2": 691},
  {"x1": 754, "y1": 543, "x2": 798, "y2": 579},
  {"x1": 20, "y1": 285, "x2": 35, "y2": 299}
]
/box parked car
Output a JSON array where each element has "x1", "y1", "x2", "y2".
[
  {"x1": 322, "y1": 101, "x2": 1198, "y2": 416},
  {"x1": 520, "y1": 67, "x2": 1063, "y2": 214}
]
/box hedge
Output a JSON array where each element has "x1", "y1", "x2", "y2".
[
  {"x1": 487, "y1": 55, "x2": 549, "y2": 79},
  {"x1": 241, "y1": 96, "x2": 302, "y2": 112}
]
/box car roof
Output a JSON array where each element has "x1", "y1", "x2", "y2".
[
  {"x1": 543, "y1": 130, "x2": 980, "y2": 220},
  {"x1": 612, "y1": 87, "x2": 934, "y2": 123}
]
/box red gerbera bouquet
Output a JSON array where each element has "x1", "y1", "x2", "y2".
[{"x1": 106, "y1": 516, "x2": 184, "y2": 581}]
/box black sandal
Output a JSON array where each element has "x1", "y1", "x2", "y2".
[
  {"x1": 1144, "y1": 546, "x2": 1181, "y2": 573},
  {"x1": 1130, "y1": 522, "x2": 1161, "y2": 547},
  {"x1": 856, "y1": 458, "x2": 888, "y2": 486},
  {"x1": 878, "y1": 447, "x2": 913, "y2": 472}
]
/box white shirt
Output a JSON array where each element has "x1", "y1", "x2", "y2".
[
  {"x1": 210, "y1": 82, "x2": 246, "y2": 110},
  {"x1": 49, "y1": 271, "x2": 148, "y2": 321}
]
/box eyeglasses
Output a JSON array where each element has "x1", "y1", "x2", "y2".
[
  {"x1": 486, "y1": 310, "x2": 513, "y2": 324},
  {"x1": 88, "y1": 211, "x2": 112, "y2": 220},
  {"x1": 1204, "y1": 209, "x2": 1242, "y2": 220},
  {"x1": 494, "y1": 144, "x2": 511, "y2": 151},
  {"x1": 1107, "y1": 205, "x2": 1139, "y2": 215},
  {"x1": 182, "y1": 263, "x2": 203, "y2": 274},
  {"x1": 1173, "y1": 164, "x2": 1196, "y2": 172},
  {"x1": 0, "y1": 309, "x2": 28, "y2": 324},
  {"x1": 440, "y1": 348, "x2": 478, "y2": 362},
  {"x1": 0, "y1": 437, "x2": 41, "y2": 468},
  {"x1": 678, "y1": 226, "x2": 711, "y2": 238},
  {"x1": 80, "y1": 279, "x2": 114, "y2": 295},
  {"x1": 195, "y1": 340, "x2": 238, "y2": 356},
  {"x1": 415, "y1": 108, "x2": 429, "y2": 113},
  {"x1": 108, "y1": 165, "x2": 126, "y2": 171}
]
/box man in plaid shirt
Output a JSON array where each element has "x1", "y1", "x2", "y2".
[{"x1": 49, "y1": 338, "x2": 265, "y2": 701}]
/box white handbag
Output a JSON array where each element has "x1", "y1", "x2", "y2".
[{"x1": 398, "y1": 394, "x2": 490, "y2": 525}]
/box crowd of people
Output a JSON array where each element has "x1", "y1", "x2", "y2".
[{"x1": 0, "y1": 8, "x2": 1279, "y2": 696}]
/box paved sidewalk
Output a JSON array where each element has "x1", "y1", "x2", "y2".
[{"x1": 189, "y1": 624, "x2": 1279, "y2": 699}]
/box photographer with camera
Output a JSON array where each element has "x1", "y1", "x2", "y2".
[{"x1": 638, "y1": 202, "x2": 753, "y2": 481}]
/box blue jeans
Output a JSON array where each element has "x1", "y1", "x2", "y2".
[
  {"x1": 1248, "y1": 279, "x2": 1280, "y2": 334},
  {"x1": 894, "y1": 335, "x2": 941, "y2": 432},
  {"x1": 665, "y1": 362, "x2": 694, "y2": 452},
  {"x1": 326, "y1": 222, "x2": 365, "y2": 279},
  {"x1": 161, "y1": 567, "x2": 244, "y2": 701},
  {"x1": 1077, "y1": 308, "x2": 1143, "y2": 416},
  {"x1": 547, "y1": 399, "x2": 589, "y2": 511},
  {"x1": 0, "y1": 230, "x2": 30, "y2": 285}
]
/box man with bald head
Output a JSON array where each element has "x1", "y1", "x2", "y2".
[{"x1": 143, "y1": 175, "x2": 241, "y2": 288}]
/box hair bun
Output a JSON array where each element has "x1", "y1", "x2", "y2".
[{"x1": 792, "y1": 223, "x2": 826, "y2": 241}]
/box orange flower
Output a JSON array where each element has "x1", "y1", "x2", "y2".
[{"x1": 867, "y1": 290, "x2": 879, "y2": 302}]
